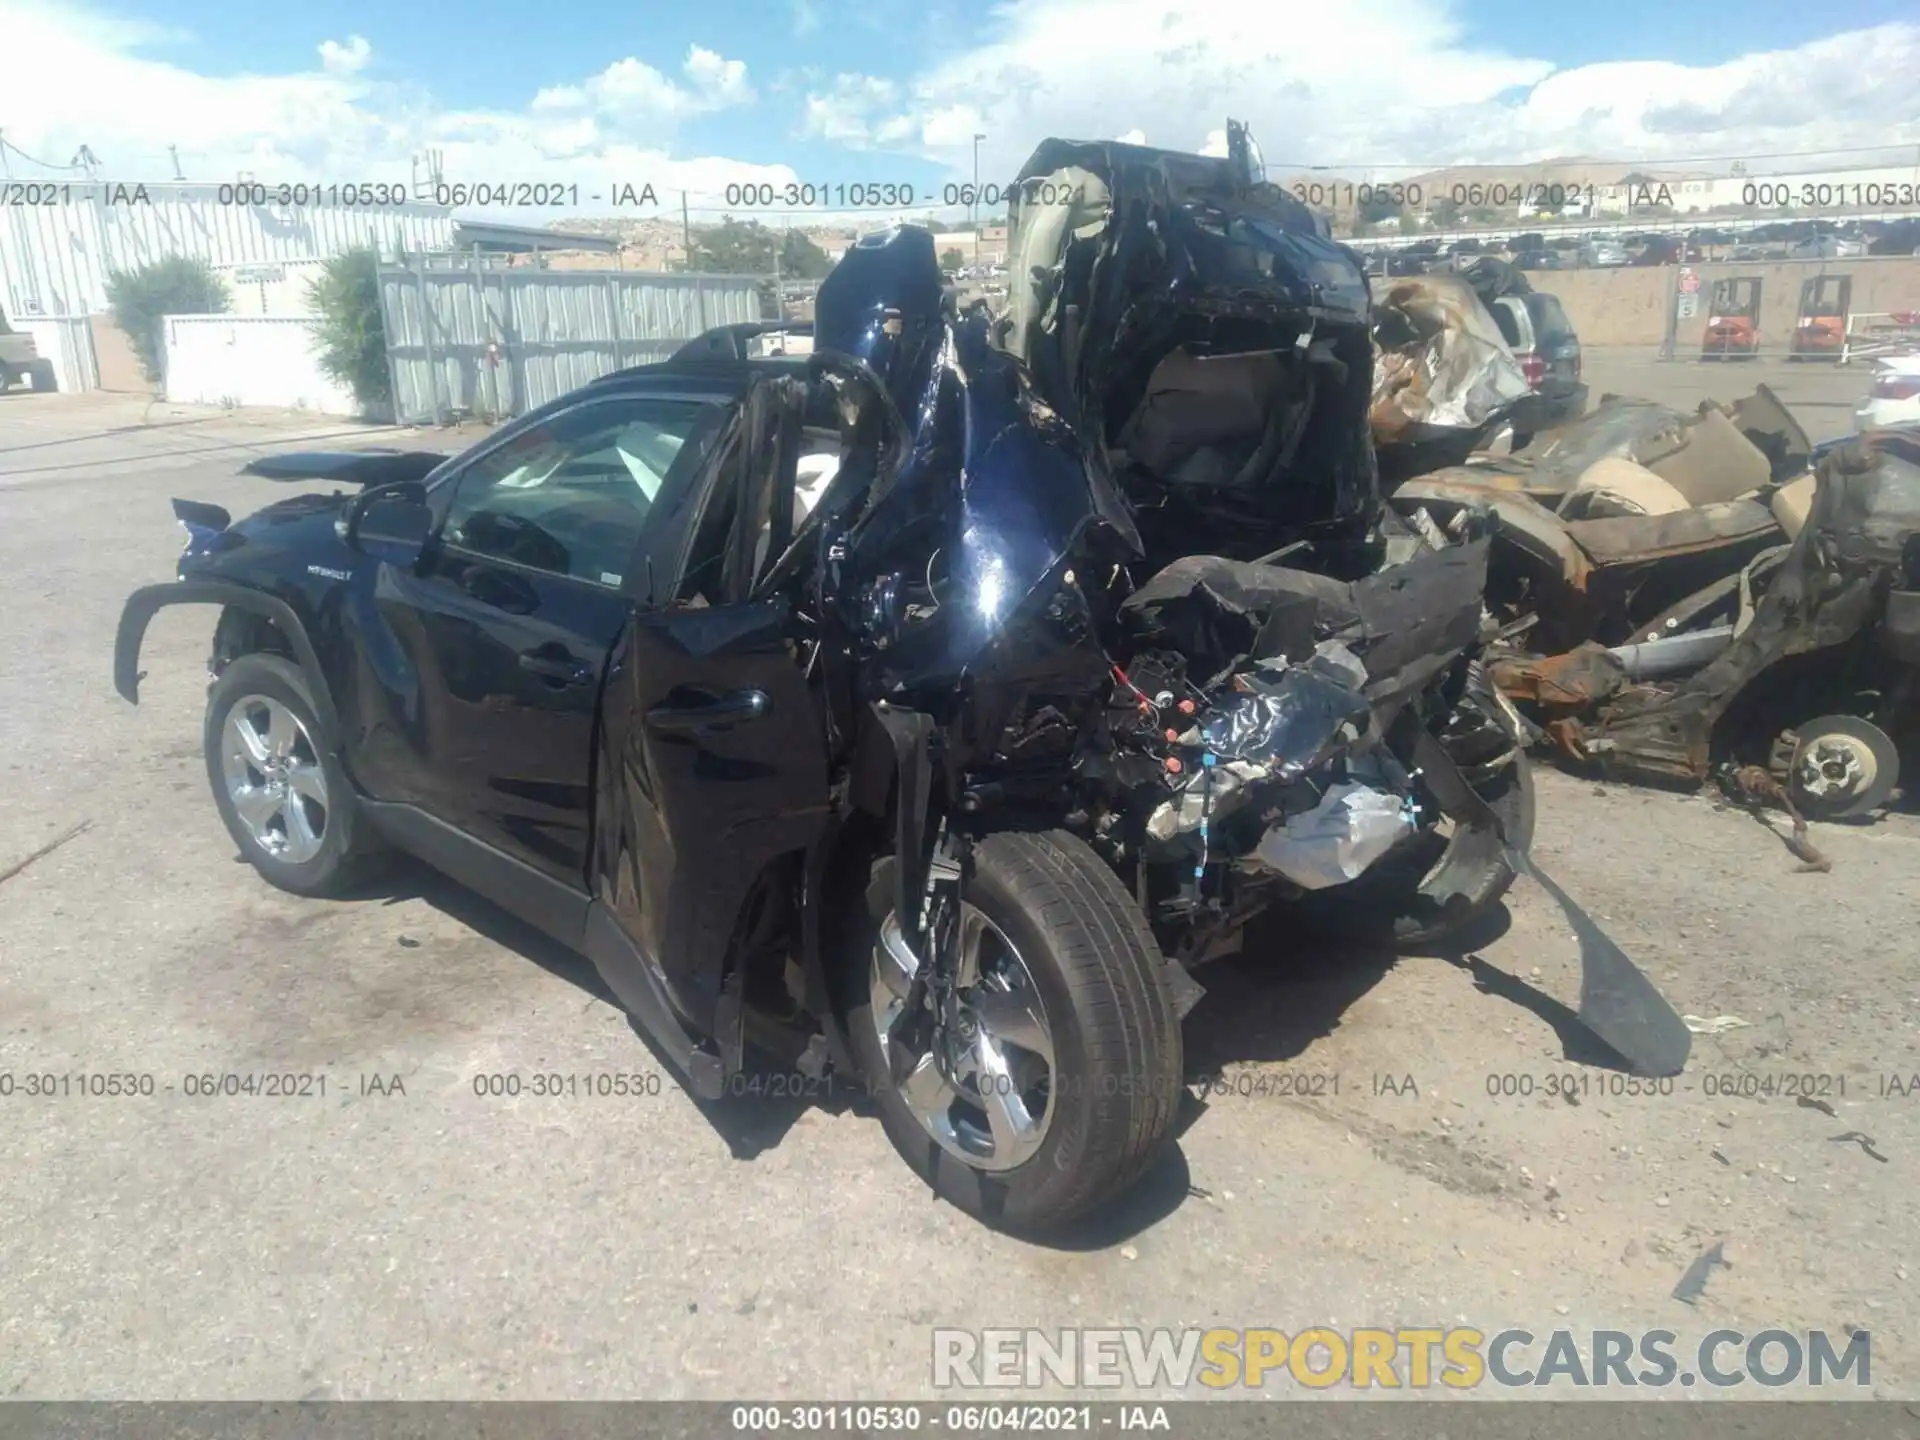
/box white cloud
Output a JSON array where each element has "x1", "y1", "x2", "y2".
[
  {"x1": 802, "y1": 0, "x2": 1920, "y2": 185},
  {"x1": 800, "y1": 75, "x2": 902, "y2": 144},
  {"x1": 0, "y1": 1, "x2": 776, "y2": 217},
  {"x1": 318, "y1": 35, "x2": 371, "y2": 76},
  {"x1": 1114, "y1": 129, "x2": 1145, "y2": 145},
  {"x1": 6, "y1": 0, "x2": 1916, "y2": 231},
  {"x1": 527, "y1": 46, "x2": 755, "y2": 125}
]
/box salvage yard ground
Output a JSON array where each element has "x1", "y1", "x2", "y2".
[{"x1": 2, "y1": 359, "x2": 1918, "y2": 1399}]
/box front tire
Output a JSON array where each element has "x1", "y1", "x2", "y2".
[
  {"x1": 845, "y1": 830, "x2": 1182, "y2": 1233},
  {"x1": 203, "y1": 653, "x2": 387, "y2": 897}
]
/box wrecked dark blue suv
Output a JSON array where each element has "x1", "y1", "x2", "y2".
[{"x1": 115, "y1": 124, "x2": 1685, "y2": 1231}]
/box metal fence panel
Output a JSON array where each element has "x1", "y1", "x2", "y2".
[{"x1": 379, "y1": 264, "x2": 769, "y2": 424}]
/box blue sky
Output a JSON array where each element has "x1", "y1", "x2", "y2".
[{"x1": 5, "y1": 0, "x2": 1918, "y2": 221}]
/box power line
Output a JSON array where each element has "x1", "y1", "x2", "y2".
[{"x1": 0, "y1": 137, "x2": 95, "y2": 173}]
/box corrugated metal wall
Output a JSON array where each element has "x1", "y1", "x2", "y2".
[
  {"x1": 0, "y1": 183, "x2": 455, "y2": 320},
  {"x1": 380, "y1": 263, "x2": 770, "y2": 424},
  {"x1": 164, "y1": 315, "x2": 358, "y2": 415}
]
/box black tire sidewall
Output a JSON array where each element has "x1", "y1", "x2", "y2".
[
  {"x1": 203, "y1": 654, "x2": 376, "y2": 896},
  {"x1": 845, "y1": 836, "x2": 1178, "y2": 1232}
]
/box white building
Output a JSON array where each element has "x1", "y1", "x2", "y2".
[
  {"x1": 0, "y1": 180, "x2": 454, "y2": 391},
  {"x1": 1519, "y1": 162, "x2": 1920, "y2": 220}
]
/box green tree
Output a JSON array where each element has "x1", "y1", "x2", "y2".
[
  {"x1": 305, "y1": 248, "x2": 391, "y2": 418},
  {"x1": 779, "y1": 228, "x2": 834, "y2": 279},
  {"x1": 687, "y1": 217, "x2": 780, "y2": 273},
  {"x1": 105, "y1": 255, "x2": 229, "y2": 385},
  {"x1": 940, "y1": 247, "x2": 965, "y2": 274},
  {"x1": 1426, "y1": 196, "x2": 1462, "y2": 229}
]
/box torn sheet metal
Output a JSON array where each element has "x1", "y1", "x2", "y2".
[
  {"x1": 1370, "y1": 274, "x2": 1532, "y2": 442},
  {"x1": 1490, "y1": 644, "x2": 1628, "y2": 711},
  {"x1": 1406, "y1": 723, "x2": 1691, "y2": 1077},
  {"x1": 1202, "y1": 668, "x2": 1371, "y2": 777},
  {"x1": 1519, "y1": 394, "x2": 1773, "y2": 505}
]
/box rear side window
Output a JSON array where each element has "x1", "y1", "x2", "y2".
[
  {"x1": 1529, "y1": 295, "x2": 1577, "y2": 344},
  {"x1": 1490, "y1": 299, "x2": 1526, "y2": 350}
]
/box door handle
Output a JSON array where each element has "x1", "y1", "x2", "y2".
[
  {"x1": 645, "y1": 688, "x2": 771, "y2": 735},
  {"x1": 518, "y1": 649, "x2": 594, "y2": 686}
]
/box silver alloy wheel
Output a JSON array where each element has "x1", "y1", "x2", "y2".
[
  {"x1": 220, "y1": 694, "x2": 329, "y2": 864},
  {"x1": 870, "y1": 902, "x2": 1056, "y2": 1173},
  {"x1": 1795, "y1": 733, "x2": 1875, "y2": 803}
]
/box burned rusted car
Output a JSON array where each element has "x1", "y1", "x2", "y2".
[{"x1": 1393, "y1": 387, "x2": 1920, "y2": 820}]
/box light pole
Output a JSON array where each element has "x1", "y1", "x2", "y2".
[{"x1": 971, "y1": 132, "x2": 985, "y2": 232}]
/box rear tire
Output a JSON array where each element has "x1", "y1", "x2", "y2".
[
  {"x1": 1787, "y1": 715, "x2": 1899, "y2": 820},
  {"x1": 204, "y1": 653, "x2": 388, "y2": 897},
  {"x1": 845, "y1": 830, "x2": 1182, "y2": 1233},
  {"x1": 28, "y1": 359, "x2": 56, "y2": 393}
]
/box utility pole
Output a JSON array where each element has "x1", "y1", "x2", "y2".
[
  {"x1": 681, "y1": 191, "x2": 695, "y2": 273},
  {"x1": 971, "y1": 133, "x2": 985, "y2": 229}
]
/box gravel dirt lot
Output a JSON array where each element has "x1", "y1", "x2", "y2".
[{"x1": 2, "y1": 374, "x2": 1916, "y2": 1402}]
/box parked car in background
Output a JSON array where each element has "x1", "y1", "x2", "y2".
[
  {"x1": 1858, "y1": 355, "x2": 1920, "y2": 431},
  {"x1": 1580, "y1": 240, "x2": 1630, "y2": 268},
  {"x1": 1792, "y1": 237, "x2": 1868, "y2": 260},
  {"x1": 1512, "y1": 249, "x2": 1564, "y2": 271},
  {"x1": 1631, "y1": 236, "x2": 1703, "y2": 265},
  {"x1": 1488, "y1": 289, "x2": 1587, "y2": 444},
  {"x1": 0, "y1": 310, "x2": 58, "y2": 393}
]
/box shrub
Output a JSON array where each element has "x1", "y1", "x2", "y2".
[
  {"x1": 105, "y1": 256, "x2": 229, "y2": 385},
  {"x1": 306, "y1": 248, "x2": 391, "y2": 417}
]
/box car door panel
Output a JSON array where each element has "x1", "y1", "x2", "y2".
[
  {"x1": 592, "y1": 598, "x2": 831, "y2": 1036},
  {"x1": 344, "y1": 389, "x2": 734, "y2": 889},
  {"x1": 362, "y1": 549, "x2": 629, "y2": 881},
  {"x1": 588, "y1": 375, "x2": 830, "y2": 1041}
]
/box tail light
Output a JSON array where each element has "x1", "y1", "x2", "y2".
[
  {"x1": 1520, "y1": 353, "x2": 1546, "y2": 387},
  {"x1": 1872, "y1": 375, "x2": 1920, "y2": 401}
]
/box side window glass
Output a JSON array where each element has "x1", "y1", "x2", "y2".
[
  {"x1": 442, "y1": 398, "x2": 719, "y2": 588},
  {"x1": 675, "y1": 438, "x2": 741, "y2": 606}
]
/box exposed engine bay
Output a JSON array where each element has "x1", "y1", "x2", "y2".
[{"x1": 782, "y1": 121, "x2": 1688, "y2": 1080}]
